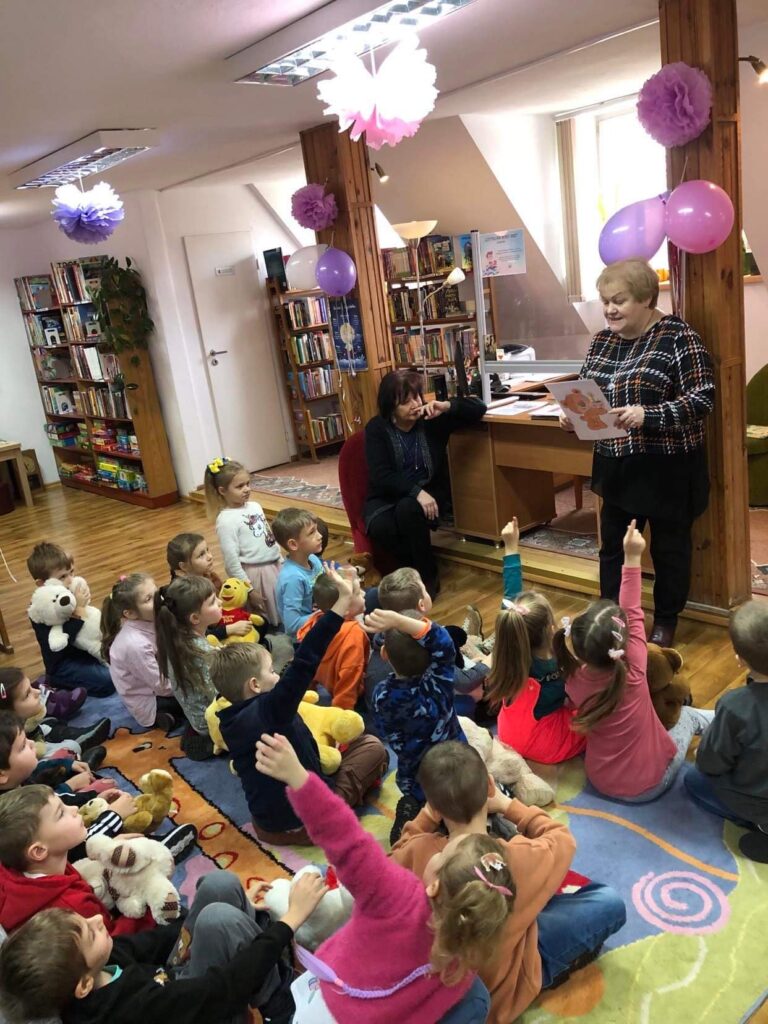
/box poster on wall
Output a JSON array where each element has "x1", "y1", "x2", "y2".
[
  {"x1": 479, "y1": 229, "x2": 526, "y2": 278},
  {"x1": 329, "y1": 297, "x2": 368, "y2": 372}
]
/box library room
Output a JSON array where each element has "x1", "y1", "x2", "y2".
[{"x1": 0, "y1": 2, "x2": 768, "y2": 1022}]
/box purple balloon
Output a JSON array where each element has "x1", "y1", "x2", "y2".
[
  {"x1": 665, "y1": 179, "x2": 734, "y2": 254},
  {"x1": 599, "y1": 196, "x2": 668, "y2": 265},
  {"x1": 315, "y1": 247, "x2": 357, "y2": 297}
]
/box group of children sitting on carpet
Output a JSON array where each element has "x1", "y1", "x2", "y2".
[{"x1": 0, "y1": 453, "x2": 766, "y2": 1024}]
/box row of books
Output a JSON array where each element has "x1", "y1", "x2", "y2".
[
  {"x1": 73, "y1": 386, "x2": 132, "y2": 420},
  {"x1": 381, "y1": 235, "x2": 460, "y2": 279},
  {"x1": 285, "y1": 296, "x2": 329, "y2": 329},
  {"x1": 393, "y1": 328, "x2": 453, "y2": 366},
  {"x1": 296, "y1": 366, "x2": 339, "y2": 400},
  {"x1": 290, "y1": 331, "x2": 335, "y2": 365},
  {"x1": 444, "y1": 325, "x2": 479, "y2": 363},
  {"x1": 62, "y1": 306, "x2": 101, "y2": 344},
  {"x1": 308, "y1": 414, "x2": 344, "y2": 444},
  {"x1": 51, "y1": 257, "x2": 105, "y2": 305},
  {"x1": 15, "y1": 276, "x2": 56, "y2": 311},
  {"x1": 70, "y1": 345, "x2": 120, "y2": 382},
  {"x1": 41, "y1": 385, "x2": 78, "y2": 416},
  {"x1": 387, "y1": 283, "x2": 463, "y2": 323},
  {"x1": 22, "y1": 307, "x2": 101, "y2": 346}
]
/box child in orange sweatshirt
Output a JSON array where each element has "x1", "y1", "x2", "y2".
[
  {"x1": 295, "y1": 572, "x2": 369, "y2": 710},
  {"x1": 391, "y1": 741, "x2": 626, "y2": 1022}
]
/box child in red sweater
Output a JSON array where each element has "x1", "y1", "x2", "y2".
[{"x1": 255, "y1": 732, "x2": 512, "y2": 1024}]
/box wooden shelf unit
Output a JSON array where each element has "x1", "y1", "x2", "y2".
[
  {"x1": 16, "y1": 258, "x2": 178, "y2": 508},
  {"x1": 266, "y1": 280, "x2": 347, "y2": 462}
]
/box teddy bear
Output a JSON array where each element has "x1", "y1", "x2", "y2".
[
  {"x1": 459, "y1": 716, "x2": 555, "y2": 807},
  {"x1": 77, "y1": 769, "x2": 174, "y2": 834},
  {"x1": 646, "y1": 643, "x2": 692, "y2": 730},
  {"x1": 27, "y1": 580, "x2": 103, "y2": 661},
  {"x1": 261, "y1": 865, "x2": 353, "y2": 950},
  {"x1": 298, "y1": 692, "x2": 365, "y2": 774},
  {"x1": 347, "y1": 551, "x2": 382, "y2": 588},
  {"x1": 74, "y1": 834, "x2": 180, "y2": 925},
  {"x1": 218, "y1": 578, "x2": 265, "y2": 644}
]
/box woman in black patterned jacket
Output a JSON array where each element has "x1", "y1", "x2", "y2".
[
  {"x1": 563, "y1": 259, "x2": 715, "y2": 645},
  {"x1": 364, "y1": 369, "x2": 486, "y2": 596}
]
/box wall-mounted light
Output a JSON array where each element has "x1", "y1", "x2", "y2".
[
  {"x1": 739, "y1": 55, "x2": 768, "y2": 84},
  {"x1": 372, "y1": 163, "x2": 389, "y2": 184}
]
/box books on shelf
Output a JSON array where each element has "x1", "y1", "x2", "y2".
[
  {"x1": 309, "y1": 413, "x2": 344, "y2": 444},
  {"x1": 394, "y1": 328, "x2": 451, "y2": 366},
  {"x1": 388, "y1": 283, "x2": 463, "y2": 323},
  {"x1": 51, "y1": 257, "x2": 106, "y2": 305},
  {"x1": 72, "y1": 385, "x2": 132, "y2": 420},
  {"x1": 285, "y1": 296, "x2": 329, "y2": 329},
  {"x1": 41, "y1": 385, "x2": 77, "y2": 415},
  {"x1": 443, "y1": 325, "x2": 479, "y2": 362},
  {"x1": 290, "y1": 331, "x2": 334, "y2": 365},
  {"x1": 297, "y1": 366, "x2": 338, "y2": 400},
  {"x1": 382, "y1": 247, "x2": 415, "y2": 279},
  {"x1": 70, "y1": 345, "x2": 119, "y2": 381},
  {"x1": 15, "y1": 275, "x2": 57, "y2": 311},
  {"x1": 382, "y1": 235, "x2": 459, "y2": 279}
]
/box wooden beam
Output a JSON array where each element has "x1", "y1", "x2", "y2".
[
  {"x1": 300, "y1": 123, "x2": 394, "y2": 431},
  {"x1": 660, "y1": 0, "x2": 751, "y2": 610}
]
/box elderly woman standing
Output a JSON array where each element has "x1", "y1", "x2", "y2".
[
  {"x1": 364, "y1": 369, "x2": 486, "y2": 596},
  {"x1": 568, "y1": 259, "x2": 715, "y2": 645}
]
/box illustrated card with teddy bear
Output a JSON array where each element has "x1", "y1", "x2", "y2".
[{"x1": 547, "y1": 379, "x2": 628, "y2": 441}]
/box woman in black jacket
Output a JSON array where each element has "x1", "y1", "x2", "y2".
[{"x1": 364, "y1": 369, "x2": 487, "y2": 594}]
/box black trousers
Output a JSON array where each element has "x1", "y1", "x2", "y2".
[
  {"x1": 599, "y1": 501, "x2": 693, "y2": 626},
  {"x1": 366, "y1": 496, "x2": 438, "y2": 587}
]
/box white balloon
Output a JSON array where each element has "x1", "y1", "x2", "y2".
[{"x1": 286, "y1": 244, "x2": 328, "y2": 291}]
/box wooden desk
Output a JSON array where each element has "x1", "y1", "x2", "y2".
[
  {"x1": 448, "y1": 412, "x2": 593, "y2": 540},
  {"x1": 0, "y1": 442, "x2": 33, "y2": 508}
]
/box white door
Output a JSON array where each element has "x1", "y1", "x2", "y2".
[{"x1": 184, "y1": 231, "x2": 290, "y2": 471}]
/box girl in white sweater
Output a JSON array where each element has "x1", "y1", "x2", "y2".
[{"x1": 204, "y1": 457, "x2": 281, "y2": 626}]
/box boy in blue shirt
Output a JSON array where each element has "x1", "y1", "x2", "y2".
[{"x1": 272, "y1": 509, "x2": 324, "y2": 640}]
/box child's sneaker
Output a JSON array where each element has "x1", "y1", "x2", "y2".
[
  {"x1": 82, "y1": 745, "x2": 108, "y2": 771},
  {"x1": 42, "y1": 716, "x2": 111, "y2": 751},
  {"x1": 159, "y1": 823, "x2": 199, "y2": 863},
  {"x1": 153, "y1": 711, "x2": 179, "y2": 734},
  {"x1": 41, "y1": 685, "x2": 88, "y2": 720},
  {"x1": 462, "y1": 605, "x2": 484, "y2": 640},
  {"x1": 390, "y1": 794, "x2": 422, "y2": 846},
  {"x1": 180, "y1": 726, "x2": 214, "y2": 761}
]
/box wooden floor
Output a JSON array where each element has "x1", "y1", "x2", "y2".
[{"x1": 0, "y1": 486, "x2": 746, "y2": 708}]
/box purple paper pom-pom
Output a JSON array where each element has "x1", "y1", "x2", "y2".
[
  {"x1": 637, "y1": 62, "x2": 712, "y2": 148},
  {"x1": 291, "y1": 183, "x2": 338, "y2": 232},
  {"x1": 52, "y1": 182, "x2": 125, "y2": 244}
]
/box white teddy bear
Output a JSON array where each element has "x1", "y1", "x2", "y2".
[
  {"x1": 459, "y1": 716, "x2": 555, "y2": 807},
  {"x1": 74, "y1": 834, "x2": 180, "y2": 925},
  {"x1": 262, "y1": 865, "x2": 353, "y2": 950},
  {"x1": 28, "y1": 578, "x2": 103, "y2": 661}
]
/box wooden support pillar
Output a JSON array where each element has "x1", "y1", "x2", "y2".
[
  {"x1": 300, "y1": 123, "x2": 394, "y2": 432},
  {"x1": 660, "y1": 0, "x2": 751, "y2": 611}
]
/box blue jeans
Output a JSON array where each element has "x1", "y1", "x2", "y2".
[
  {"x1": 537, "y1": 883, "x2": 627, "y2": 989},
  {"x1": 683, "y1": 765, "x2": 763, "y2": 829},
  {"x1": 51, "y1": 657, "x2": 114, "y2": 697},
  {"x1": 438, "y1": 976, "x2": 491, "y2": 1023}
]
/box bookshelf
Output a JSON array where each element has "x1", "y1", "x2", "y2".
[
  {"x1": 382, "y1": 235, "x2": 496, "y2": 396},
  {"x1": 16, "y1": 257, "x2": 178, "y2": 508},
  {"x1": 266, "y1": 280, "x2": 347, "y2": 461}
]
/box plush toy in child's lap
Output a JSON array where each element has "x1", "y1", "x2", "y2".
[
  {"x1": 28, "y1": 579, "x2": 103, "y2": 662},
  {"x1": 218, "y1": 578, "x2": 265, "y2": 644}
]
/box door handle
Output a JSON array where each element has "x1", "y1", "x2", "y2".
[{"x1": 209, "y1": 348, "x2": 228, "y2": 366}]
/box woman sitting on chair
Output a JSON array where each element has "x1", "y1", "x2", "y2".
[{"x1": 364, "y1": 369, "x2": 486, "y2": 597}]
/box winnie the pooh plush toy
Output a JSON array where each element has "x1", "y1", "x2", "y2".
[
  {"x1": 297, "y1": 692, "x2": 364, "y2": 774},
  {"x1": 218, "y1": 578, "x2": 265, "y2": 644},
  {"x1": 646, "y1": 643, "x2": 692, "y2": 730},
  {"x1": 78, "y1": 769, "x2": 174, "y2": 834}
]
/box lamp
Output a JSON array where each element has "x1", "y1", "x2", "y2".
[
  {"x1": 392, "y1": 220, "x2": 438, "y2": 384},
  {"x1": 739, "y1": 55, "x2": 768, "y2": 83},
  {"x1": 373, "y1": 162, "x2": 389, "y2": 184}
]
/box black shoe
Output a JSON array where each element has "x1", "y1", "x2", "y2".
[
  {"x1": 153, "y1": 711, "x2": 178, "y2": 734},
  {"x1": 390, "y1": 795, "x2": 423, "y2": 846},
  {"x1": 180, "y1": 727, "x2": 214, "y2": 761},
  {"x1": 82, "y1": 745, "x2": 107, "y2": 771},
  {"x1": 547, "y1": 944, "x2": 604, "y2": 990},
  {"x1": 160, "y1": 823, "x2": 198, "y2": 863},
  {"x1": 739, "y1": 827, "x2": 768, "y2": 863},
  {"x1": 43, "y1": 717, "x2": 111, "y2": 751},
  {"x1": 648, "y1": 621, "x2": 676, "y2": 647}
]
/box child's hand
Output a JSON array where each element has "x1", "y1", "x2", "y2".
[
  {"x1": 71, "y1": 760, "x2": 91, "y2": 775},
  {"x1": 324, "y1": 566, "x2": 355, "y2": 617},
  {"x1": 67, "y1": 771, "x2": 95, "y2": 792},
  {"x1": 226, "y1": 620, "x2": 252, "y2": 638},
  {"x1": 486, "y1": 780, "x2": 512, "y2": 817},
  {"x1": 111, "y1": 793, "x2": 139, "y2": 819},
  {"x1": 623, "y1": 518, "x2": 646, "y2": 565},
  {"x1": 72, "y1": 580, "x2": 89, "y2": 608},
  {"x1": 364, "y1": 608, "x2": 420, "y2": 635},
  {"x1": 248, "y1": 880, "x2": 273, "y2": 910},
  {"x1": 501, "y1": 518, "x2": 520, "y2": 555},
  {"x1": 283, "y1": 871, "x2": 329, "y2": 931},
  {"x1": 256, "y1": 733, "x2": 309, "y2": 790}
]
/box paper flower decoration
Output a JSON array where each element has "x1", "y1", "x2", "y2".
[
  {"x1": 317, "y1": 34, "x2": 438, "y2": 150},
  {"x1": 291, "y1": 183, "x2": 338, "y2": 231},
  {"x1": 637, "y1": 62, "x2": 712, "y2": 148},
  {"x1": 51, "y1": 181, "x2": 125, "y2": 244}
]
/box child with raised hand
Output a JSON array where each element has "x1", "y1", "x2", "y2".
[
  {"x1": 391, "y1": 742, "x2": 625, "y2": 1021},
  {"x1": 255, "y1": 731, "x2": 496, "y2": 1024},
  {"x1": 484, "y1": 518, "x2": 586, "y2": 763},
  {"x1": 557, "y1": 520, "x2": 713, "y2": 802},
  {"x1": 204, "y1": 458, "x2": 281, "y2": 626},
  {"x1": 101, "y1": 575, "x2": 181, "y2": 733},
  {"x1": 166, "y1": 532, "x2": 251, "y2": 643},
  {"x1": 154, "y1": 577, "x2": 222, "y2": 761}
]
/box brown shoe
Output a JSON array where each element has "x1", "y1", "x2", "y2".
[{"x1": 648, "y1": 622, "x2": 676, "y2": 647}]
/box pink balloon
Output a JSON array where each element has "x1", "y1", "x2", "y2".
[
  {"x1": 599, "y1": 196, "x2": 668, "y2": 265},
  {"x1": 665, "y1": 180, "x2": 734, "y2": 254}
]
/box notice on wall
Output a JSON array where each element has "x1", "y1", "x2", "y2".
[
  {"x1": 479, "y1": 229, "x2": 526, "y2": 278},
  {"x1": 329, "y1": 297, "x2": 368, "y2": 372}
]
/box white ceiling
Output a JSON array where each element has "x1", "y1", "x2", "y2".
[{"x1": 1, "y1": 0, "x2": 766, "y2": 226}]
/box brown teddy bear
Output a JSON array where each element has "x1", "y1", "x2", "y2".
[{"x1": 646, "y1": 643, "x2": 692, "y2": 730}]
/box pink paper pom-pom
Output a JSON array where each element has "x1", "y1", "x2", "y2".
[
  {"x1": 637, "y1": 62, "x2": 712, "y2": 148},
  {"x1": 291, "y1": 184, "x2": 338, "y2": 232}
]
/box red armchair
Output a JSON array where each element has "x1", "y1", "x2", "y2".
[{"x1": 338, "y1": 431, "x2": 398, "y2": 575}]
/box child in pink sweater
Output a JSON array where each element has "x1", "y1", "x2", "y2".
[
  {"x1": 101, "y1": 574, "x2": 181, "y2": 732},
  {"x1": 256, "y1": 733, "x2": 511, "y2": 1024},
  {"x1": 556, "y1": 521, "x2": 713, "y2": 802}
]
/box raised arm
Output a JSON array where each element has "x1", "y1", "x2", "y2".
[
  {"x1": 619, "y1": 520, "x2": 646, "y2": 676},
  {"x1": 501, "y1": 518, "x2": 523, "y2": 601},
  {"x1": 643, "y1": 328, "x2": 715, "y2": 433}
]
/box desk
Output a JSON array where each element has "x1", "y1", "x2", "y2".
[
  {"x1": 0, "y1": 442, "x2": 33, "y2": 508},
  {"x1": 448, "y1": 412, "x2": 593, "y2": 540}
]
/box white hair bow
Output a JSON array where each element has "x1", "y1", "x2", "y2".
[{"x1": 560, "y1": 616, "x2": 572, "y2": 637}]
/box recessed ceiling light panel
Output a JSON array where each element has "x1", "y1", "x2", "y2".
[
  {"x1": 10, "y1": 129, "x2": 159, "y2": 190},
  {"x1": 237, "y1": 0, "x2": 477, "y2": 86}
]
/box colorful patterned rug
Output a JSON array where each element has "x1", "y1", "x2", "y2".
[{"x1": 80, "y1": 694, "x2": 768, "y2": 1023}]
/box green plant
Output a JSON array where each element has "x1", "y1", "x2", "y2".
[{"x1": 91, "y1": 256, "x2": 154, "y2": 365}]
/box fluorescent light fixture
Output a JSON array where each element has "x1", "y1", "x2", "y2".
[
  {"x1": 10, "y1": 129, "x2": 159, "y2": 190},
  {"x1": 236, "y1": 0, "x2": 477, "y2": 86}
]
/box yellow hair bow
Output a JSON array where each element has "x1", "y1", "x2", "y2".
[{"x1": 207, "y1": 457, "x2": 229, "y2": 475}]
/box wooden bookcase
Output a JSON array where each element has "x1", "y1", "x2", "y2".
[
  {"x1": 15, "y1": 258, "x2": 178, "y2": 508},
  {"x1": 382, "y1": 235, "x2": 496, "y2": 395},
  {"x1": 267, "y1": 280, "x2": 347, "y2": 462}
]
